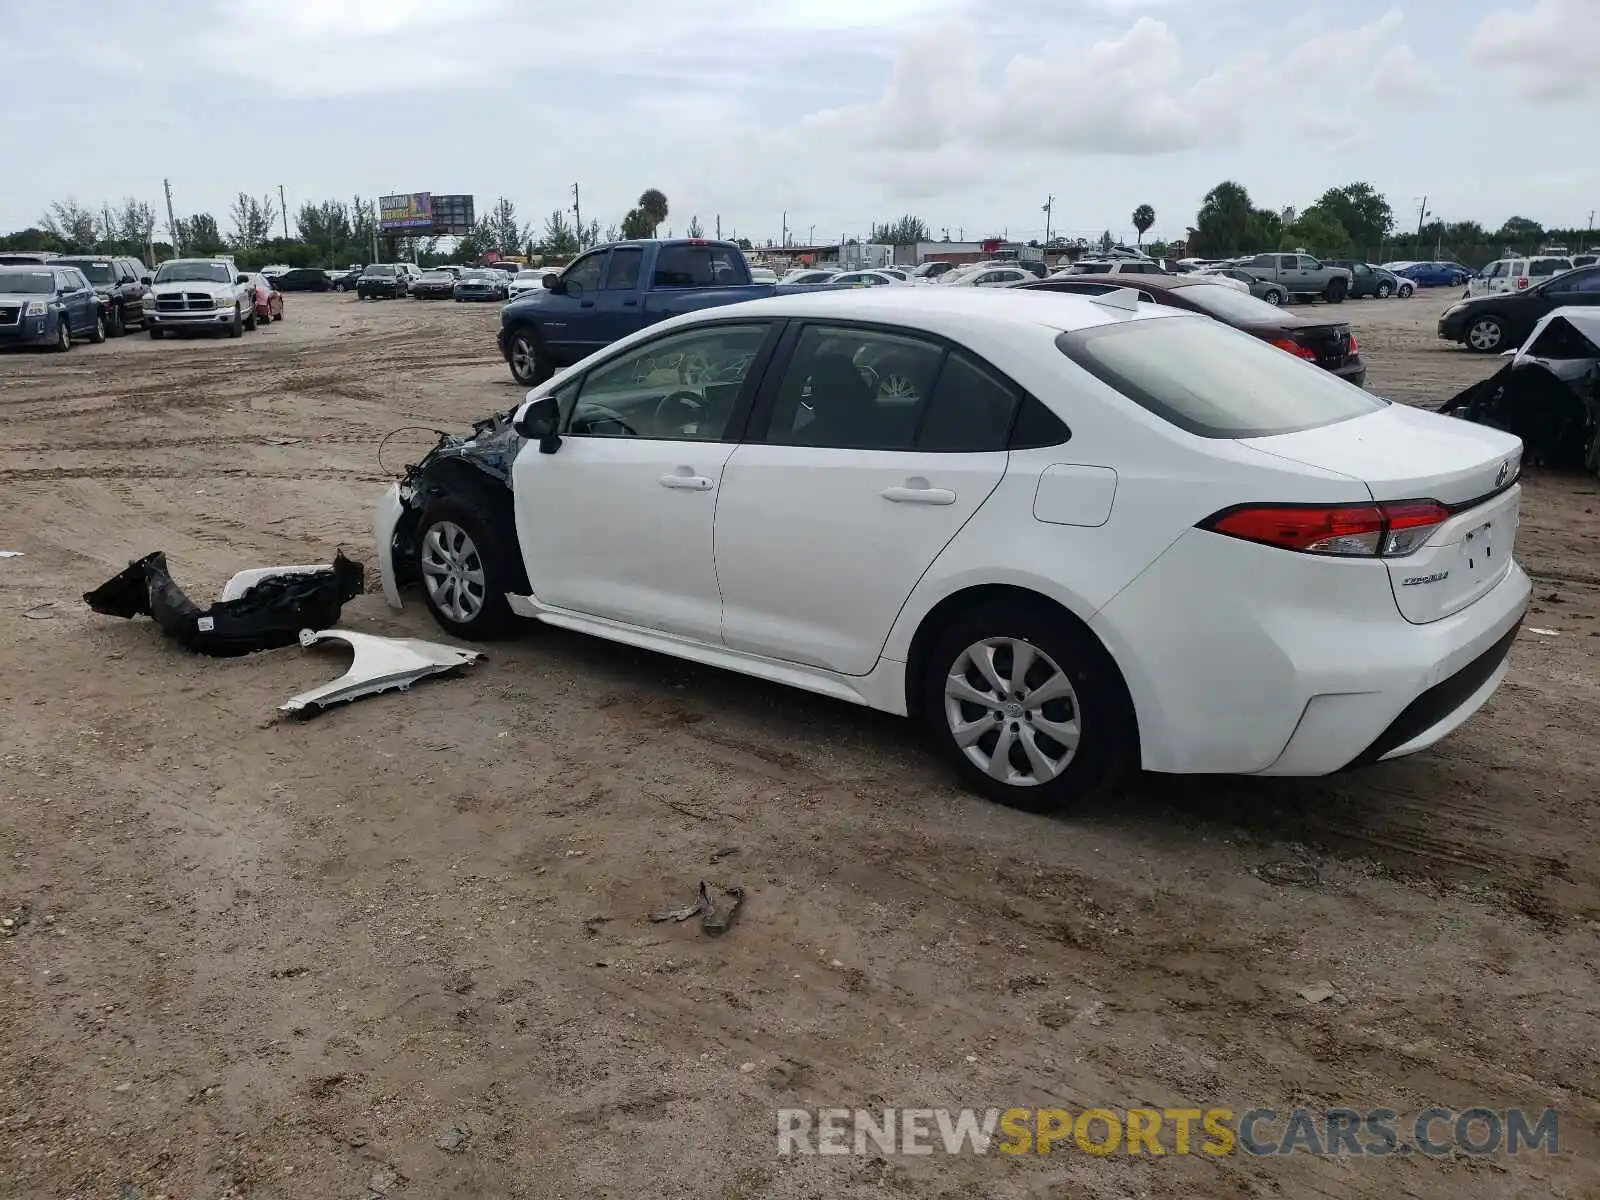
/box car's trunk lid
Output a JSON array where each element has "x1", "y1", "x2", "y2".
[{"x1": 1241, "y1": 403, "x2": 1524, "y2": 623}]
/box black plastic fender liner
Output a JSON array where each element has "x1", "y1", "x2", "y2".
[{"x1": 84, "y1": 551, "x2": 365, "y2": 657}]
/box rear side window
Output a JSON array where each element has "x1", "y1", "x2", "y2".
[
  {"x1": 1056, "y1": 317, "x2": 1384, "y2": 438},
  {"x1": 917, "y1": 352, "x2": 1019, "y2": 451},
  {"x1": 653, "y1": 245, "x2": 747, "y2": 288},
  {"x1": 1529, "y1": 259, "x2": 1569, "y2": 276},
  {"x1": 604, "y1": 247, "x2": 642, "y2": 290}
]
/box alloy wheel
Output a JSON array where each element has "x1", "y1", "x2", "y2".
[
  {"x1": 421, "y1": 521, "x2": 487, "y2": 624},
  {"x1": 510, "y1": 335, "x2": 535, "y2": 382},
  {"x1": 944, "y1": 637, "x2": 1081, "y2": 787}
]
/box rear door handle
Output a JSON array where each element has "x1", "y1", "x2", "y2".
[
  {"x1": 622, "y1": 299, "x2": 638, "y2": 307},
  {"x1": 660, "y1": 473, "x2": 713, "y2": 491},
  {"x1": 580, "y1": 300, "x2": 595, "y2": 308},
  {"x1": 882, "y1": 485, "x2": 956, "y2": 505}
]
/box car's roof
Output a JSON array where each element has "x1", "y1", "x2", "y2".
[{"x1": 683, "y1": 283, "x2": 1183, "y2": 337}]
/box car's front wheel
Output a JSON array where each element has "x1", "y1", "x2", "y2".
[
  {"x1": 88, "y1": 313, "x2": 106, "y2": 344},
  {"x1": 51, "y1": 318, "x2": 71, "y2": 352},
  {"x1": 1399, "y1": 282, "x2": 1414, "y2": 298},
  {"x1": 506, "y1": 327, "x2": 552, "y2": 386},
  {"x1": 1465, "y1": 314, "x2": 1506, "y2": 353},
  {"x1": 1262, "y1": 288, "x2": 1283, "y2": 306},
  {"x1": 106, "y1": 305, "x2": 125, "y2": 336},
  {"x1": 415, "y1": 495, "x2": 521, "y2": 639},
  {"x1": 919, "y1": 598, "x2": 1136, "y2": 812},
  {"x1": 1375, "y1": 282, "x2": 1392, "y2": 299}
]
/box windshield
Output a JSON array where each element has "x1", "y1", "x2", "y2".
[
  {"x1": 0, "y1": 270, "x2": 55, "y2": 294},
  {"x1": 422, "y1": 271, "x2": 453, "y2": 281},
  {"x1": 155, "y1": 262, "x2": 232, "y2": 284},
  {"x1": 937, "y1": 268, "x2": 981, "y2": 285},
  {"x1": 514, "y1": 271, "x2": 541, "y2": 280},
  {"x1": 69, "y1": 262, "x2": 116, "y2": 284},
  {"x1": 363, "y1": 264, "x2": 396, "y2": 277},
  {"x1": 1056, "y1": 316, "x2": 1383, "y2": 438},
  {"x1": 1173, "y1": 283, "x2": 1297, "y2": 322},
  {"x1": 460, "y1": 270, "x2": 493, "y2": 280}
]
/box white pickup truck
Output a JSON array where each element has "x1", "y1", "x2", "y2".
[{"x1": 142, "y1": 257, "x2": 258, "y2": 338}]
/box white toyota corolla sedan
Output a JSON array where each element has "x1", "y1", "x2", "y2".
[{"x1": 373, "y1": 287, "x2": 1529, "y2": 811}]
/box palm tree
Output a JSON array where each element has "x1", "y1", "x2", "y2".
[{"x1": 1132, "y1": 204, "x2": 1155, "y2": 248}]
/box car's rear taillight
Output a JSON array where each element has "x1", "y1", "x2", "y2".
[
  {"x1": 1347, "y1": 333, "x2": 1359, "y2": 355},
  {"x1": 1270, "y1": 337, "x2": 1317, "y2": 360},
  {"x1": 1200, "y1": 500, "x2": 1450, "y2": 558}
]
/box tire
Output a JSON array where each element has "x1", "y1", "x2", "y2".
[
  {"x1": 272, "y1": 308, "x2": 283, "y2": 322},
  {"x1": 1465, "y1": 314, "x2": 1506, "y2": 353},
  {"x1": 88, "y1": 313, "x2": 106, "y2": 344},
  {"x1": 415, "y1": 494, "x2": 522, "y2": 639},
  {"x1": 244, "y1": 306, "x2": 258, "y2": 332},
  {"x1": 1375, "y1": 282, "x2": 1392, "y2": 299},
  {"x1": 107, "y1": 305, "x2": 125, "y2": 337},
  {"x1": 1262, "y1": 288, "x2": 1283, "y2": 306},
  {"x1": 1399, "y1": 283, "x2": 1414, "y2": 298},
  {"x1": 1324, "y1": 278, "x2": 1348, "y2": 303},
  {"x1": 227, "y1": 307, "x2": 243, "y2": 338},
  {"x1": 506, "y1": 326, "x2": 551, "y2": 385},
  {"x1": 148, "y1": 326, "x2": 163, "y2": 340},
  {"x1": 918, "y1": 597, "x2": 1136, "y2": 812},
  {"x1": 51, "y1": 318, "x2": 71, "y2": 353}
]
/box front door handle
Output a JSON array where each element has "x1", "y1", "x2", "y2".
[
  {"x1": 622, "y1": 299, "x2": 638, "y2": 307},
  {"x1": 882, "y1": 485, "x2": 956, "y2": 505},
  {"x1": 580, "y1": 299, "x2": 595, "y2": 308},
  {"x1": 660, "y1": 473, "x2": 713, "y2": 491}
]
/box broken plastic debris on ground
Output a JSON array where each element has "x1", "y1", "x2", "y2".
[
  {"x1": 650, "y1": 881, "x2": 745, "y2": 937},
  {"x1": 281, "y1": 629, "x2": 483, "y2": 715},
  {"x1": 84, "y1": 550, "x2": 365, "y2": 656}
]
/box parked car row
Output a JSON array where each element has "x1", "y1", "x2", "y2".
[
  {"x1": 0, "y1": 263, "x2": 110, "y2": 350},
  {"x1": 1438, "y1": 263, "x2": 1600, "y2": 352}
]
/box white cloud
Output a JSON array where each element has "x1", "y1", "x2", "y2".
[{"x1": 1468, "y1": 0, "x2": 1600, "y2": 103}]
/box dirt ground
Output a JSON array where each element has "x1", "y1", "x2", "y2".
[{"x1": 1, "y1": 292, "x2": 1596, "y2": 1200}]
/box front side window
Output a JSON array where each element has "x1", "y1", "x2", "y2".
[
  {"x1": 566, "y1": 323, "x2": 769, "y2": 441},
  {"x1": 563, "y1": 251, "x2": 606, "y2": 293},
  {"x1": 1056, "y1": 316, "x2": 1384, "y2": 438}
]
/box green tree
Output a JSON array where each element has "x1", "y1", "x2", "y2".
[
  {"x1": 537, "y1": 208, "x2": 579, "y2": 258},
  {"x1": 1281, "y1": 206, "x2": 1351, "y2": 257},
  {"x1": 685, "y1": 214, "x2": 704, "y2": 239},
  {"x1": 40, "y1": 199, "x2": 100, "y2": 249},
  {"x1": 481, "y1": 197, "x2": 528, "y2": 256},
  {"x1": 1497, "y1": 215, "x2": 1544, "y2": 247},
  {"x1": 1189, "y1": 181, "x2": 1255, "y2": 256},
  {"x1": 179, "y1": 213, "x2": 226, "y2": 255},
  {"x1": 602, "y1": 224, "x2": 621, "y2": 244},
  {"x1": 870, "y1": 214, "x2": 929, "y2": 244},
  {"x1": 228, "y1": 192, "x2": 278, "y2": 250},
  {"x1": 113, "y1": 198, "x2": 157, "y2": 252},
  {"x1": 734, "y1": 237, "x2": 753, "y2": 251},
  {"x1": 1098, "y1": 230, "x2": 1113, "y2": 252},
  {"x1": 1131, "y1": 204, "x2": 1155, "y2": 247},
  {"x1": 0, "y1": 227, "x2": 62, "y2": 252},
  {"x1": 1311, "y1": 182, "x2": 1392, "y2": 251}
]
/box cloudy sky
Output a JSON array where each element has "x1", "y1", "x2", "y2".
[{"x1": 1, "y1": 0, "x2": 1594, "y2": 246}]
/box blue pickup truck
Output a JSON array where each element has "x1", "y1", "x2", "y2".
[{"x1": 499, "y1": 239, "x2": 815, "y2": 385}]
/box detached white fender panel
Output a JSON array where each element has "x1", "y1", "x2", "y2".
[{"x1": 373, "y1": 482, "x2": 406, "y2": 610}]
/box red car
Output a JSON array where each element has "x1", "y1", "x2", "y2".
[{"x1": 249, "y1": 274, "x2": 285, "y2": 323}]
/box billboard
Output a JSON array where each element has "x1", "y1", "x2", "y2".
[
  {"x1": 429, "y1": 194, "x2": 476, "y2": 236},
  {"x1": 380, "y1": 192, "x2": 434, "y2": 231}
]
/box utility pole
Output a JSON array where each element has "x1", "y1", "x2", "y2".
[
  {"x1": 279, "y1": 184, "x2": 289, "y2": 239},
  {"x1": 1414, "y1": 195, "x2": 1429, "y2": 249},
  {"x1": 1042, "y1": 195, "x2": 1054, "y2": 253},
  {"x1": 1583, "y1": 210, "x2": 1595, "y2": 253},
  {"x1": 781, "y1": 209, "x2": 788, "y2": 247},
  {"x1": 715, "y1": 214, "x2": 721, "y2": 240},
  {"x1": 371, "y1": 200, "x2": 379, "y2": 265},
  {"x1": 571, "y1": 183, "x2": 582, "y2": 246},
  {"x1": 163, "y1": 178, "x2": 180, "y2": 256}
]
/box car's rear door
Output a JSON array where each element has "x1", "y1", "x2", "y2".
[
  {"x1": 713, "y1": 322, "x2": 1012, "y2": 675},
  {"x1": 592, "y1": 246, "x2": 645, "y2": 344}
]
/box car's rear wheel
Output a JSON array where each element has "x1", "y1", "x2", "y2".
[
  {"x1": 1324, "y1": 278, "x2": 1348, "y2": 303},
  {"x1": 919, "y1": 598, "x2": 1136, "y2": 812},
  {"x1": 415, "y1": 495, "x2": 520, "y2": 639},
  {"x1": 1465, "y1": 315, "x2": 1506, "y2": 353},
  {"x1": 507, "y1": 327, "x2": 552, "y2": 386}
]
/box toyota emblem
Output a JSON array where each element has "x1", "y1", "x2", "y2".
[{"x1": 1495, "y1": 460, "x2": 1509, "y2": 487}]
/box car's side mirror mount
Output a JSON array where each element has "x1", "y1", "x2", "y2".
[
  {"x1": 140, "y1": 275, "x2": 152, "y2": 285},
  {"x1": 542, "y1": 274, "x2": 564, "y2": 294},
  {"x1": 515, "y1": 394, "x2": 563, "y2": 454},
  {"x1": 235, "y1": 274, "x2": 249, "y2": 285}
]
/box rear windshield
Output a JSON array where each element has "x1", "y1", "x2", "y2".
[
  {"x1": 1170, "y1": 283, "x2": 1293, "y2": 322},
  {"x1": 68, "y1": 261, "x2": 115, "y2": 284},
  {"x1": 1055, "y1": 316, "x2": 1384, "y2": 438}
]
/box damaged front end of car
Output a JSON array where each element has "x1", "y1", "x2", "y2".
[
  {"x1": 374, "y1": 410, "x2": 526, "y2": 609},
  {"x1": 1440, "y1": 308, "x2": 1600, "y2": 478}
]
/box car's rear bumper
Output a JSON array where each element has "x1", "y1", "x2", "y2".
[
  {"x1": 1332, "y1": 357, "x2": 1366, "y2": 387},
  {"x1": 1090, "y1": 528, "x2": 1531, "y2": 776}
]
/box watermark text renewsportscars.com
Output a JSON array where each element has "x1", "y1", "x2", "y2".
[{"x1": 777, "y1": 1106, "x2": 1559, "y2": 1158}]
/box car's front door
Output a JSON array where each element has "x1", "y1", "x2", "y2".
[
  {"x1": 55, "y1": 271, "x2": 92, "y2": 333},
  {"x1": 542, "y1": 249, "x2": 609, "y2": 362},
  {"x1": 510, "y1": 320, "x2": 777, "y2": 643},
  {"x1": 714, "y1": 323, "x2": 1014, "y2": 675}
]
